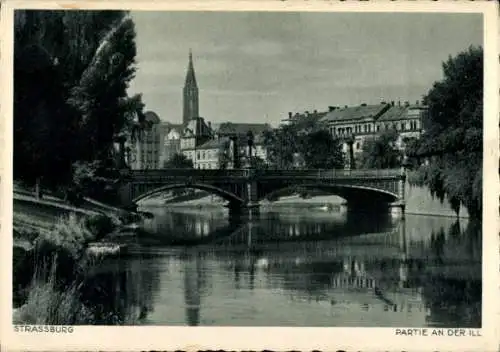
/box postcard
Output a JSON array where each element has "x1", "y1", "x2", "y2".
[{"x1": 1, "y1": 0, "x2": 498, "y2": 351}]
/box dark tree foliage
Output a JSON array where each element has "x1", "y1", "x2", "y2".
[
  {"x1": 408, "y1": 46, "x2": 483, "y2": 219},
  {"x1": 262, "y1": 126, "x2": 343, "y2": 170},
  {"x1": 14, "y1": 10, "x2": 143, "y2": 194},
  {"x1": 300, "y1": 130, "x2": 344, "y2": 169},
  {"x1": 360, "y1": 129, "x2": 402, "y2": 169},
  {"x1": 262, "y1": 126, "x2": 300, "y2": 169},
  {"x1": 164, "y1": 153, "x2": 194, "y2": 169}
]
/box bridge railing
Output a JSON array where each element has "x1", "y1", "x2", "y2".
[
  {"x1": 130, "y1": 169, "x2": 250, "y2": 178},
  {"x1": 259, "y1": 168, "x2": 402, "y2": 179},
  {"x1": 129, "y1": 168, "x2": 402, "y2": 179}
]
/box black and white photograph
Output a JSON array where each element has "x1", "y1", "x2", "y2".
[{"x1": 2, "y1": 1, "x2": 498, "y2": 351}]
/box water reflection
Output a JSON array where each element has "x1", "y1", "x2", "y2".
[{"x1": 80, "y1": 208, "x2": 481, "y2": 327}]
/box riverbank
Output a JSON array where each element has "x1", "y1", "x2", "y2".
[{"x1": 12, "y1": 183, "x2": 148, "y2": 324}]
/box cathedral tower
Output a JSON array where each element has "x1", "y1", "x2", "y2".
[{"x1": 183, "y1": 50, "x2": 199, "y2": 125}]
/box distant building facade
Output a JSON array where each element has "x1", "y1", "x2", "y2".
[
  {"x1": 317, "y1": 101, "x2": 427, "y2": 166},
  {"x1": 128, "y1": 111, "x2": 165, "y2": 170},
  {"x1": 180, "y1": 117, "x2": 214, "y2": 168},
  {"x1": 161, "y1": 125, "x2": 182, "y2": 167}
]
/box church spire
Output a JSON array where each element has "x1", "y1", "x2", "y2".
[
  {"x1": 185, "y1": 49, "x2": 197, "y2": 88},
  {"x1": 183, "y1": 49, "x2": 199, "y2": 125}
]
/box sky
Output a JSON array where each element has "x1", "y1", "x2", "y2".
[{"x1": 127, "y1": 11, "x2": 483, "y2": 126}]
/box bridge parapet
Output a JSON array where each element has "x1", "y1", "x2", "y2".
[
  {"x1": 257, "y1": 168, "x2": 402, "y2": 180},
  {"x1": 130, "y1": 168, "x2": 402, "y2": 180},
  {"x1": 130, "y1": 169, "x2": 250, "y2": 178}
]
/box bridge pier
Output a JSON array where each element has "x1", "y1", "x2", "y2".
[{"x1": 390, "y1": 201, "x2": 406, "y2": 219}]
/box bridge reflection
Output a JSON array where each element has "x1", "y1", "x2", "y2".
[{"x1": 73, "y1": 213, "x2": 481, "y2": 327}]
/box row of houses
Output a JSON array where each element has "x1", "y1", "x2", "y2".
[
  {"x1": 126, "y1": 112, "x2": 271, "y2": 170},
  {"x1": 282, "y1": 100, "x2": 427, "y2": 157},
  {"x1": 126, "y1": 99, "x2": 426, "y2": 171}
]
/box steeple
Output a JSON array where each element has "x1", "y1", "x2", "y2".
[{"x1": 183, "y1": 49, "x2": 199, "y2": 125}]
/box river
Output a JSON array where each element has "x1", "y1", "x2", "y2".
[{"x1": 79, "y1": 206, "x2": 481, "y2": 327}]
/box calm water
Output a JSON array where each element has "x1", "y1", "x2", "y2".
[{"x1": 81, "y1": 207, "x2": 482, "y2": 327}]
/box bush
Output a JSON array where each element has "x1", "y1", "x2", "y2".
[
  {"x1": 15, "y1": 259, "x2": 93, "y2": 325},
  {"x1": 84, "y1": 214, "x2": 118, "y2": 241}
]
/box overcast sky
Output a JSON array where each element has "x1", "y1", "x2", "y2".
[{"x1": 127, "y1": 11, "x2": 483, "y2": 126}]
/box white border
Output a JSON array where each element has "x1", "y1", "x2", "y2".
[{"x1": 1, "y1": 1, "x2": 498, "y2": 351}]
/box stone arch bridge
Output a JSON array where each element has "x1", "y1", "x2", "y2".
[{"x1": 118, "y1": 168, "x2": 407, "y2": 214}]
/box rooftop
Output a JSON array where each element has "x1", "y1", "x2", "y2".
[
  {"x1": 198, "y1": 136, "x2": 229, "y2": 149},
  {"x1": 319, "y1": 103, "x2": 390, "y2": 123},
  {"x1": 285, "y1": 110, "x2": 328, "y2": 130},
  {"x1": 215, "y1": 122, "x2": 271, "y2": 136}
]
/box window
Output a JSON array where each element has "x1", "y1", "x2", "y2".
[
  {"x1": 356, "y1": 142, "x2": 360, "y2": 150},
  {"x1": 197, "y1": 151, "x2": 200, "y2": 159},
  {"x1": 401, "y1": 122, "x2": 405, "y2": 131},
  {"x1": 376, "y1": 125, "x2": 380, "y2": 132},
  {"x1": 202, "y1": 151, "x2": 206, "y2": 160},
  {"x1": 367, "y1": 125, "x2": 371, "y2": 133}
]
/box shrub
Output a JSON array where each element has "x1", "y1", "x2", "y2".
[
  {"x1": 15, "y1": 259, "x2": 93, "y2": 325},
  {"x1": 84, "y1": 214, "x2": 118, "y2": 241}
]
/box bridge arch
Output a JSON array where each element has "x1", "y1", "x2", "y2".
[
  {"x1": 132, "y1": 183, "x2": 246, "y2": 205},
  {"x1": 262, "y1": 183, "x2": 400, "y2": 205}
]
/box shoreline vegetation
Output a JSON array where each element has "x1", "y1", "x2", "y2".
[{"x1": 13, "y1": 185, "x2": 145, "y2": 324}]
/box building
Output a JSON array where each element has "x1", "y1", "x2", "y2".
[
  {"x1": 160, "y1": 125, "x2": 182, "y2": 167},
  {"x1": 280, "y1": 110, "x2": 328, "y2": 131},
  {"x1": 183, "y1": 50, "x2": 199, "y2": 126},
  {"x1": 180, "y1": 117, "x2": 214, "y2": 168},
  {"x1": 212, "y1": 122, "x2": 272, "y2": 168},
  {"x1": 127, "y1": 111, "x2": 163, "y2": 170},
  {"x1": 192, "y1": 138, "x2": 228, "y2": 170},
  {"x1": 376, "y1": 102, "x2": 426, "y2": 150},
  {"x1": 319, "y1": 101, "x2": 427, "y2": 166}
]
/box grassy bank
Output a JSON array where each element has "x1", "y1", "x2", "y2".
[{"x1": 13, "y1": 212, "x2": 131, "y2": 324}]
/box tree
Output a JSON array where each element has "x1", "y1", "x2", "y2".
[
  {"x1": 360, "y1": 129, "x2": 402, "y2": 169},
  {"x1": 299, "y1": 130, "x2": 344, "y2": 169},
  {"x1": 409, "y1": 46, "x2": 483, "y2": 219},
  {"x1": 67, "y1": 12, "x2": 139, "y2": 162},
  {"x1": 262, "y1": 126, "x2": 301, "y2": 169},
  {"x1": 13, "y1": 10, "x2": 143, "y2": 195},
  {"x1": 164, "y1": 153, "x2": 194, "y2": 169}
]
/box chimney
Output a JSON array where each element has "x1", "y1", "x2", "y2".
[
  {"x1": 288, "y1": 112, "x2": 292, "y2": 118},
  {"x1": 207, "y1": 121, "x2": 211, "y2": 129},
  {"x1": 397, "y1": 100, "x2": 401, "y2": 107},
  {"x1": 391, "y1": 101, "x2": 395, "y2": 106},
  {"x1": 328, "y1": 106, "x2": 336, "y2": 112}
]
